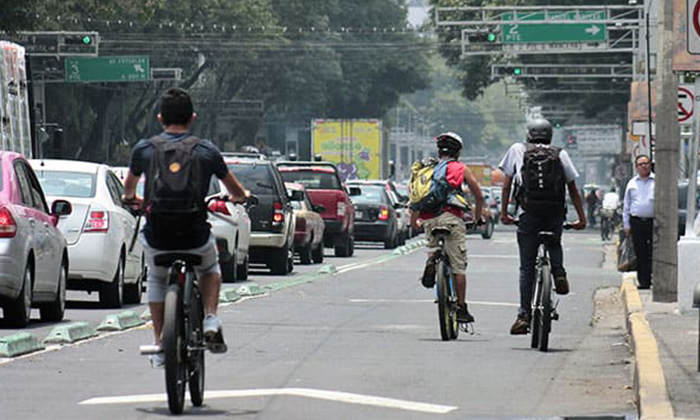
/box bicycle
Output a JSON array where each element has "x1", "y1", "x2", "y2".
[
  {"x1": 430, "y1": 223, "x2": 475, "y2": 341},
  {"x1": 599, "y1": 207, "x2": 620, "y2": 241},
  {"x1": 529, "y1": 223, "x2": 573, "y2": 352},
  {"x1": 135, "y1": 195, "x2": 255, "y2": 414}
]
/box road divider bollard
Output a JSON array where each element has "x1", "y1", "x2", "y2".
[
  {"x1": 97, "y1": 311, "x2": 145, "y2": 332},
  {"x1": 0, "y1": 332, "x2": 44, "y2": 357},
  {"x1": 43, "y1": 322, "x2": 97, "y2": 345}
]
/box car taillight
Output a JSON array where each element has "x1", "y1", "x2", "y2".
[
  {"x1": 273, "y1": 201, "x2": 285, "y2": 224},
  {"x1": 337, "y1": 201, "x2": 346, "y2": 217},
  {"x1": 0, "y1": 207, "x2": 17, "y2": 238},
  {"x1": 208, "y1": 200, "x2": 231, "y2": 215},
  {"x1": 378, "y1": 206, "x2": 390, "y2": 221},
  {"x1": 84, "y1": 210, "x2": 109, "y2": 233}
]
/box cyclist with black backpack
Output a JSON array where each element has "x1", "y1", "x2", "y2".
[
  {"x1": 409, "y1": 132, "x2": 484, "y2": 324},
  {"x1": 121, "y1": 88, "x2": 248, "y2": 367},
  {"x1": 498, "y1": 118, "x2": 587, "y2": 335}
]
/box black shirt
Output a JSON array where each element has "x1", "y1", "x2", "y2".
[{"x1": 129, "y1": 131, "x2": 229, "y2": 249}]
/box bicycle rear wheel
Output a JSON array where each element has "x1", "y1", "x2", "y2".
[
  {"x1": 538, "y1": 262, "x2": 553, "y2": 352},
  {"x1": 187, "y1": 283, "x2": 205, "y2": 407},
  {"x1": 436, "y1": 259, "x2": 457, "y2": 341},
  {"x1": 163, "y1": 283, "x2": 186, "y2": 414}
]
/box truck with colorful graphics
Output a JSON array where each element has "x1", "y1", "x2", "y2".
[{"x1": 311, "y1": 119, "x2": 383, "y2": 182}]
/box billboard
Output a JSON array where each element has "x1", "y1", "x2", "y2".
[{"x1": 312, "y1": 119, "x2": 383, "y2": 181}]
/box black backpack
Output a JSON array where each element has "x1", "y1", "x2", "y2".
[
  {"x1": 516, "y1": 143, "x2": 567, "y2": 217},
  {"x1": 144, "y1": 135, "x2": 206, "y2": 241}
]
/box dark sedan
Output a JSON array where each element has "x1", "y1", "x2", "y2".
[{"x1": 347, "y1": 182, "x2": 401, "y2": 249}]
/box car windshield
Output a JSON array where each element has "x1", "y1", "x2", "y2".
[
  {"x1": 34, "y1": 170, "x2": 96, "y2": 198},
  {"x1": 351, "y1": 185, "x2": 385, "y2": 204},
  {"x1": 280, "y1": 170, "x2": 341, "y2": 190},
  {"x1": 227, "y1": 163, "x2": 274, "y2": 195}
]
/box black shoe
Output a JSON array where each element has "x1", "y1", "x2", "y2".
[
  {"x1": 456, "y1": 304, "x2": 475, "y2": 323},
  {"x1": 510, "y1": 313, "x2": 530, "y2": 335},
  {"x1": 552, "y1": 268, "x2": 569, "y2": 295},
  {"x1": 421, "y1": 257, "x2": 436, "y2": 288}
]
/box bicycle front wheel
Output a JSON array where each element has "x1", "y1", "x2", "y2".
[
  {"x1": 538, "y1": 262, "x2": 553, "y2": 352},
  {"x1": 188, "y1": 284, "x2": 205, "y2": 407},
  {"x1": 436, "y1": 260, "x2": 457, "y2": 341},
  {"x1": 530, "y1": 277, "x2": 541, "y2": 349},
  {"x1": 163, "y1": 283, "x2": 186, "y2": 414}
]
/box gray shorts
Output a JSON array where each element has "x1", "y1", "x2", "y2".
[
  {"x1": 142, "y1": 233, "x2": 220, "y2": 303},
  {"x1": 423, "y1": 212, "x2": 468, "y2": 275}
]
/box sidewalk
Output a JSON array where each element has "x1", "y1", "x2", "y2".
[{"x1": 621, "y1": 272, "x2": 700, "y2": 420}]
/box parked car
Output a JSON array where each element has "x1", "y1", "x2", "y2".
[
  {"x1": 277, "y1": 161, "x2": 355, "y2": 257},
  {"x1": 346, "y1": 181, "x2": 401, "y2": 249},
  {"x1": 286, "y1": 183, "x2": 325, "y2": 264},
  {"x1": 206, "y1": 179, "x2": 252, "y2": 282},
  {"x1": 0, "y1": 152, "x2": 72, "y2": 326},
  {"x1": 225, "y1": 154, "x2": 295, "y2": 275},
  {"x1": 395, "y1": 183, "x2": 419, "y2": 238},
  {"x1": 31, "y1": 159, "x2": 143, "y2": 307}
]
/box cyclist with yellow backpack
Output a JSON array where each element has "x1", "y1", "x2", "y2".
[{"x1": 409, "y1": 132, "x2": 484, "y2": 323}]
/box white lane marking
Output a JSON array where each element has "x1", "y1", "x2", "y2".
[
  {"x1": 80, "y1": 388, "x2": 457, "y2": 414},
  {"x1": 348, "y1": 299, "x2": 518, "y2": 307},
  {"x1": 468, "y1": 255, "x2": 518, "y2": 259}
]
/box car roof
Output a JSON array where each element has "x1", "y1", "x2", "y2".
[
  {"x1": 278, "y1": 165, "x2": 336, "y2": 174},
  {"x1": 29, "y1": 159, "x2": 105, "y2": 174}
]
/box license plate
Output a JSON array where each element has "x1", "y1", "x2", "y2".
[{"x1": 356, "y1": 211, "x2": 363, "y2": 219}]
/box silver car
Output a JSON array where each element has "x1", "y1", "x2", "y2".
[
  {"x1": 0, "y1": 152, "x2": 72, "y2": 327},
  {"x1": 30, "y1": 159, "x2": 143, "y2": 308}
]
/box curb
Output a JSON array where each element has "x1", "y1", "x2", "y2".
[
  {"x1": 43, "y1": 322, "x2": 98, "y2": 345},
  {"x1": 96, "y1": 311, "x2": 145, "y2": 332},
  {"x1": 236, "y1": 283, "x2": 266, "y2": 297},
  {"x1": 620, "y1": 273, "x2": 675, "y2": 420},
  {"x1": 220, "y1": 288, "x2": 242, "y2": 303},
  {"x1": 0, "y1": 332, "x2": 45, "y2": 357}
]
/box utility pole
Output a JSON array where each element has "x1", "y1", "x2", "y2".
[{"x1": 653, "y1": 0, "x2": 678, "y2": 302}]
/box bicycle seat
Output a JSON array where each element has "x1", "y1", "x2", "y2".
[
  {"x1": 430, "y1": 227, "x2": 452, "y2": 239},
  {"x1": 154, "y1": 253, "x2": 202, "y2": 267}
]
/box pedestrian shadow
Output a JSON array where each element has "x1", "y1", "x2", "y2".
[
  {"x1": 509, "y1": 347, "x2": 574, "y2": 353},
  {"x1": 136, "y1": 406, "x2": 258, "y2": 417}
]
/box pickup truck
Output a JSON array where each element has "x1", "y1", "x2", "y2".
[{"x1": 277, "y1": 162, "x2": 355, "y2": 257}]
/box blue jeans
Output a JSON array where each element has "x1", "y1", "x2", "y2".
[{"x1": 516, "y1": 212, "x2": 565, "y2": 315}]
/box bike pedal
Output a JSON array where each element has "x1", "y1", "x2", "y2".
[{"x1": 139, "y1": 344, "x2": 162, "y2": 355}]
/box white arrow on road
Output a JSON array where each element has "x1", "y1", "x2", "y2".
[
  {"x1": 80, "y1": 388, "x2": 458, "y2": 414},
  {"x1": 585, "y1": 25, "x2": 601, "y2": 36}
]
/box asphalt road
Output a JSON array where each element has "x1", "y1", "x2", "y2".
[{"x1": 0, "y1": 227, "x2": 637, "y2": 419}]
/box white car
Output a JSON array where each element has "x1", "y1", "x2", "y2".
[
  {"x1": 111, "y1": 167, "x2": 252, "y2": 283},
  {"x1": 206, "y1": 179, "x2": 251, "y2": 282},
  {"x1": 30, "y1": 160, "x2": 143, "y2": 308}
]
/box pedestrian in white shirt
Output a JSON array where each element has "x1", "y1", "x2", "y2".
[{"x1": 622, "y1": 155, "x2": 654, "y2": 289}]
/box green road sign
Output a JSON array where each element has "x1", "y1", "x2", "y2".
[
  {"x1": 501, "y1": 11, "x2": 607, "y2": 44},
  {"x1": 65, "y1": 56, "x2": 149, "y2": 82}
]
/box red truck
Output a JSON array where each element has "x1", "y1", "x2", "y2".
[{"x1": 277, "y1": 162, "x2": 356, "y2": 257}]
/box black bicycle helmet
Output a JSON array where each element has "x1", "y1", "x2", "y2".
[
  {"x1": 435, "y1": 132, "x2": 464, "y2": 156},
  {"x1": 526, "y1": 118, "x2": 553, "y2": 144}
]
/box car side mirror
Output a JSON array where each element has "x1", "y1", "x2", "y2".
[
  {"x1": 290, "y1": 190, "x2": 304, "y2": 202},
  {"x1": 313, "y1": 204, "x2": 326, "y2": 213},
  {"x1": 51, "y1": 199, "x2": 72, "y2": 217},
  {"x1": 348, "y1": 186, "x2": 362, "y2": 197}
]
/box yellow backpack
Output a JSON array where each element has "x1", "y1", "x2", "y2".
[
  {"x1": 409, "y1": 158, "x2": 469, "y2": 212},
  {"x1": 409, "y1": 158, "x2": 438, "y2": 210}
]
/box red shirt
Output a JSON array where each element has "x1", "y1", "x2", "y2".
[{"x1": 420, "y1": 161, "x2": 465, "y2": 220}]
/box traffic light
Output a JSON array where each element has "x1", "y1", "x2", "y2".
[
  {"x1": 512, "y1": 67, "x2": 522, "y2": 76},
  {"x1": 467, "y1": 32, "x2": 499, "y2": 44},
  {"x1": 565, "y1": 134, "x2": 577, "y2": 149},
  {"x1": 487, "y1": 33, "x2": 497, "y2": 42},
  {"x1": 59, "y1": 32, "x2": 98, "y2": 55}
]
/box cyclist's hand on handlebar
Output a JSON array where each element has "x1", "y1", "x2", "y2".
[
  {"x1": 501, "y1": 213, "x2": 516, "y2": 225},
  {"x1": 121, "y1": 195, "x2": 142, "y2": 215},
  {"x1": 571, "y1": 219, "x2": 587, "y2": 230}
]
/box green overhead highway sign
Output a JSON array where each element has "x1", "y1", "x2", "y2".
[
  {"x1": 501, "y1": 10, "x2": 607, "y2": 44},
  {"x1": 65, "y1": 56, "x2": 150, "y2": 82}
]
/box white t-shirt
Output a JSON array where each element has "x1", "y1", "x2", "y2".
[
  {"x1": 602, "y1": 192, "x2": 620, "y2": 210},
  {"x1": 498, "y1": 143, "x2": 579, "y2": 184}
]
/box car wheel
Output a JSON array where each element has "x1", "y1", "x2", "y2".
[
  {"x1": 41, "y1": 257, "x2": 67, "y2": 322},
  {"x1": 269, "y1": 245, "x2": 291, "y2": 275},
  {"x1": 5, "y1": 262, "x2": 33, "y2": 327},
  {"x1": 334, "y1": 233, "x2": 352, "y2": 257},
  {"x1": 312, "y1": 241, "x2": 324, "y2": 264},
  {"x1": 384, "y1": 232, "x2": 398, "y2": 249},
  {"x1": 100, "y1": 255, "x2": 124, "y2": 308},
  {"x1": 299, "y1": 240, "x2": 313, "y2": 265},
  {"x1": 221, "y1": 254, "x2": 237, "y2": 283},
  {"x1": 286, "y1": 247, "x2": 294, "y2": 273},
  {"x1": 236, "y1": 255, "x2": 249, "y2": 281}
]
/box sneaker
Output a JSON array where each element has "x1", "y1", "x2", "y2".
[
  {"x1": 510, "y1": 313, "x2": 530, "y2": 335},
  {"x1": 552, "y1": 269, "x2": 569, "y2": 295},
  {"x1": 203, "y1": 314, "x2": 228, "y2": 354},
  {"x1": 149, "y1": 352, "x2": 165, "y2": 369},
  {"x1": 421, "y1": 257, "x2": 436, "y2": 288},
  {"x1": 456, "y1": 304, "x2": 475, "y2": 323}
]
